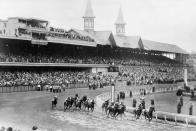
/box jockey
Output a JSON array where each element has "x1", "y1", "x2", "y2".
[
  {"x1": 54, "y1": 96, "x2": 58, "y2": 100},
  {"x1": 105, "y1": 99, "x2": 109, "y2": 104},
  {"x1": 109, "y1": 102, "x2": 114, "y2": 108},
  {"x1": 148, "y1": 104, "x2": 155, "y2": 112},
  {"x1": 120, "y1": 102, "x2": 124, "y2": 106},
  {"x1": 140, "y1": 95, "x2": 145, "y2": 109},
  {"x1": 66, "y1": 97, "x2": 70, "y2": 101},
  {"x1": 75, "y1": 94, "x2": 79, "y2": 101},
  {"x1": 119, "y1": 102, "x2": 124, "y2": 108},
  {"x1": 138, "y1": 102, "x2": 143, "y2": 110}
]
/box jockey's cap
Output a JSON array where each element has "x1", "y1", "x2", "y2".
[{"x1": 32, "y1": 126, "x2": 38, "y2": 130}]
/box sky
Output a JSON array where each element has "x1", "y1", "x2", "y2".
[{"x1": 0, "y1": 0, "x2": 196, "y2": 52}]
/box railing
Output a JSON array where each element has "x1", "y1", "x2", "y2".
[
  {"x1": 64, "y1": 83, "x2": 88, "y2": 89},
  {"x1": 0, "y1": 83, "x2": 89, "y2": 93},
  {"x1": 31, "y1": 39, "x2": 48, "y2": 45},
  {"x1": 0, "y1": 85, "x2": 37, "y2": 93},
  {"x1": 126, "y1": 107, "x2": 196, "y2": 126},
  {"x1": 0, "y1": 62, "x2": 110, "y2": 68},
  {"x1": 27, "y1": 26, "x2": 48, "y2": 33},
  {"x1": 96, "y1": 84, "x2": 196, "y2": 126}
]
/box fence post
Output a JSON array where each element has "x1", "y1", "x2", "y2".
[
  {"x1": 186, "y1": 117, "x2": 188, "y2": 127},
  {"x1": 155, "y1": 113, "x2": 158, "y2": 122},
  {"x1": 175, "y1": 115, "x2": 177, "y2": 125},
  {"x1": 165, "y1": 115, "x2": 167, "y2": 123}
]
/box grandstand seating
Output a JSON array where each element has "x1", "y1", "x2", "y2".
[{"x1": 0, "y1": 38, "x2": 195, "y2": 88}]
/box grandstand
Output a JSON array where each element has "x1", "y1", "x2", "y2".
[{"x1": 0, "y1": 0, "x2": 193, "y2": 92}]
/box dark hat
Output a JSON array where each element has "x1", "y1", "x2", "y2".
[
  {"x1": 32, "y1": 126, "x2": 38, "y2": 130},
  {"x1": 7, "y1": 127, "x2": 13, "y2": 131}
]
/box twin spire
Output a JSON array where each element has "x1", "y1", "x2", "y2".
[
  {"x1": 83, "y1": 0, "x2": 95, "y2": 18},
  {"x1": 83, "y1": 0, "x2": 95, "y2": 33},
  {"x1": 83, "y1": 0, "x2": 126, "y2": 36},
  {"x1": 115, "y1": 6, "x2": 126, "y2": 25},
  {"x1": 115, "y1": 6, "x2": 126, "y2": 36}
]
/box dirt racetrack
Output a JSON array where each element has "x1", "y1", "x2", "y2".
[{"x1": 0, "y1": 87, "x2": 196, "y2": 131}]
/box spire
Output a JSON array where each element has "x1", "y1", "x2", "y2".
[
  {"x1": 83, "y1": 0, "x2": 95, "y2": 33},
  {"x1": 115, "y1": 6, "x2": 126, "y2": 36},
  {"x1": 83, "y1": 0, "x2": 95, "y2": 18},
  {"x1": 115, "y1": 6, "x2": 126, "y2": 25}
]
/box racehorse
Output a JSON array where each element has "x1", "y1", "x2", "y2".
[
  {"x1": 133, "y1": 103, "x2": 143, "y2": 119},
  {"x1": 64, "y1": 97, "x2": 75, "y2": 111},
  {"x1": 107, "y1": 102, "x2": 126, "y2": 119},
  {"x1": 52, "y1": 96, "x2": 58, "y2": 109},
  {"x1": 143, "y1": 106, "x2": 155, "y2": 122},
  {"x1": 64, "y1": 97, "x2": 71, "y2": 111},
  {"x1": 64, "y1": 95, "x2": 90, "y2": 112},
  {"x1": 114, "y1": 103, "x2": 126, "y2": 119},
  {"x1": 102, "y1": 100, "x2": 109, "y2": 115},
  {"x1": 83, "y1": 99, "x2": 96, "y2": 112},
  {"x1": 74, "y1": 98, "x2": 84, "y2": 111},
  {"x1": 107, "y1": 102, "x2": 116, "y2": 117}
]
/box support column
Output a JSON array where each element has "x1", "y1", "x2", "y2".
[
  {"x1": 184, "y1": 68, "x2": 188, "y2": 86},
  {"x1": 111, "y1": 80, "x2": 115, "y2": 102}
]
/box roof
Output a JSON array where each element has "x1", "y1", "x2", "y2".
[
  {"x1": 8, "y1": 17, "x2": 48, "y2": 23},
  {"x1": 142, "y1": 39, "x2": 188, "y2": 54},
  {"x1": 69, "y1": 28, "x2": 101, "y2": 43},
  {"x1": 69, "y1": 29, "x2": 116, "y2": 46},
  {"x1": 114, "y1": 35, "x2": 142, "y2": 49},
  {"x1": 83, "y1": 0, "x2": 95, "y2": 18},
  {"x1": 94, "y1": 31, "x2": 113, "y2": 45},
  {"x1": 27, "y1": 18, "x2": 48, "y2": 23},
  {"x1": 115, "y1": 6, "x2": 126, "y2": 24}
]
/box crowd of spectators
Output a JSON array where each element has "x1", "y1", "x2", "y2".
[
  {"x1": 0, "y1": 64, "x2": 194, "y2": 88},
  {"x1": 0, "y1": 71, "x2": 113, "y2": 88},
  {"x1": 0, "y1": 49, "x2": 195, "y2": 87},
  {"x1": 0, "y1": 52, "x2": 182, "y2": 67},
  {"x1": 119, "y1": 65, "x2": 185, "y2": 86}
]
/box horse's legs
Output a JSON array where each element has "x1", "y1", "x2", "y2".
[
  {"x1": 149, "y1": 115, "x2": 152, "y2": 122},
  {"x1": 105, "y1": 108, "x2": 108, "y2": 115},
  {"x1": 107, "y1": 110, "x2": 110, "y2": 118},
  {"x1": 144, "y1": 113, "x2": 147, "y2": 120},
  {"x1": 114, "y1": 112, "x2": 118, "y2": 119}
]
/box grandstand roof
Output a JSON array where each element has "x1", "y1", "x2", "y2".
[
  {"x1": 69, "y1": 29, "x2": 101, "y2": 44},
  {"x1": 94, "y1": 31, "x2": 116, "y2": 46},
  {"x1": 69, "y1": 29, "x2": 116, "y2": 46},
  {"x1": 114, "y1": 35, "x2": 143, "y2": 49},
  {"x1": 8, "y1": 17, "x2": 48, "y2": 22},
  {"x1": 142, "y1": 39, "x2": 188, "y2": 54}
]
